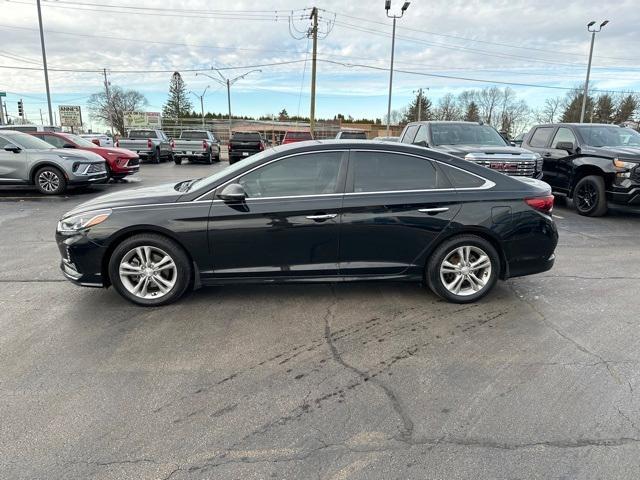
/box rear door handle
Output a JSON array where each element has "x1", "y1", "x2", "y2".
[
  {"x1": 306, "y1": 213, "x2": 337, "y2": 221},
  {"x1": 418, "y1": 207, "x2": 449, "y2": 215}
]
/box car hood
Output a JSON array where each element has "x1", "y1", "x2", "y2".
[
  {"x1": 50, "y1": 148, "x2": 105, "y2": 162},
  {"x1": 98, "y1": 147, "x2": 138, "y2": 157},
  {"x1": 580, "y1": 146, "x2": 640, "y2": 162},
  {"x1": 63, "y1": 182, "x2": 184, "y2": 217},
  {"x1": 434, "y1": 145, "x2": 533, "y2": 157}
]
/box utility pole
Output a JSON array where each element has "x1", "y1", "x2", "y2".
[
  {"x1": 103, "y1": 68, "x2": 114, "y2": 136},
  {"x1": 190, "y1": 86, "x2": 210, "y2": 128},
  {"x1": 416, "y1": 88, "x2": 422, "y2": 121},
  {"x1": 309, "y1": 7, "x2": 318, "y2": 136},
  {"x1": 385, "y1": 1, "x2": 410, "y2": 136},
  {"x1": 36, "y1": 0, "x2": 53, "y2": 126},
  {"x1": 40, "y1": 109, "x2": 44, "y2": 125},
  {"x1": 580, "y1": 20, "x2": 608, "y2": 123},
  {"x1": 197, "y1": 69, "x2": 261, "y2": 138}
]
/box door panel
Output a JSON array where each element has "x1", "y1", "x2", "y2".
[
  {"x1": 0, "y1": 149, "x2": 28, "y2": 181},
  {"x1": 548, "y1": 127, "x2": 578, "y2": 192},
  {"x1": 209, "y1": 196, "x2": 342, "y2": 278},
  {"x1": 339, "y1": 150, "x2": 461, "y2": 276}
]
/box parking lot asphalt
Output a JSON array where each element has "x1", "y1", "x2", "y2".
[{"x1": 1, "y1": 160, "x2": 640, "y2": 480}]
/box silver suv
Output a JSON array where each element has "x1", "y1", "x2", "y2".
[{"x1": 0, "y1": 130, "x2": 107, "y2": 194}]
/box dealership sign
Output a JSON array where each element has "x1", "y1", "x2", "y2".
[
  {"x1": 59, "y1": 105, "x2": 82, "y2": 128},
  {"x1": 124, "y1": 111, "x2": 161, "y2": 128}
]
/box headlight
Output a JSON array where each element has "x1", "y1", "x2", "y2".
[
  {"x1": 58, "y1": 155, "x2": 79, "y2": 161},
  {"x1": 57, "y1": 209, "x2": 112, "y2": 233},
  {"x1": 613, "y1": 158, "x2": 637, "y2": 170}
]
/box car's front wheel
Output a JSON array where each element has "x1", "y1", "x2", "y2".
[
  {"x1": 427, "y1": 235, "x2": 499, "y2": 303},
  {"x1": 108, "y1": 233, "x2": 192, "y2": 306},
  {"x1": 573, "y1": 175, "x2": 607, "y2": 217},
  {"x1": 35, "y1": 166, "x2": 67, "y2": 195}
]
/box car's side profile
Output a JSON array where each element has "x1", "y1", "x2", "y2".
[{"x1": 56, "y1": 141, "x2": 557, "y2": 306}]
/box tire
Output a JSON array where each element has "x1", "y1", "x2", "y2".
[
  {"x1": 426, "y1": 235, "x2": 499, "y2": 304},
  {"x1": 214, "y1": 152, "x2": 220, "y2": 162},
  {"x1": 108, "y1": 233, "x2": 192, "y2": 307},
  {"x1": 35, "y1": 166, "x2": 67, "y2": 195},
  {"x1": 153, "y1": 148, "x2": 161, "y2": 164},
  {"x1": 207, "y1": 150, "x2": 213, "y2": 164},
  {"x1": 174, "y1": 156, "x2": 182, "y2": 165},
  {"x1": 573, "y1": 175, "x2": 607, "y2": 217}
]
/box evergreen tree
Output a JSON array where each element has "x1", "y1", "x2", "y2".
[
  {"x1": 594, "y1": 94, "x2": 615, "y2": 123},
  {"x1": 162, "y1": 72, "x2": 192, "y2": 119},
  {"x1": 278, "y1": 108, "x2": 289, "y2": 121},
  {"x1": 613, "y1": 95, "x2": 638, "y2": 124},
  {"x1": 464, "y1": 101, "x2": 480, "y2": 122},
  {"x1": 560, "y1": 90, "x2": 593, "y2": 123},
  {"x1": 403, "y1": 91, "x2": 432, "y2": 123}
]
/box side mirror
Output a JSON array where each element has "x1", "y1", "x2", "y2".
[
  {"x1": 63, "y1": 144, "x2": 76, "y2": 148},
  {"x1": 510, "y1": 141, "x2": 517, "y2": 147},
  {"x1": 555, "y1": 141, "x2": 575, "y2": 154},
  {"x1": 413, "y1": 140, "x2": 429, "y2": 148},
  {"x1": 91, "y1": 139, "x2": 100, "y2": 146},
  {"x1": 3, "y1": 143, "x2": 21, "y2": 153},
  {"x1": 217, "y1": 183, "x2": 247, "y2": 202}
]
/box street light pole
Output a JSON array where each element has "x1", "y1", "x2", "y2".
[
  {"x1": 197, "y1": 69, "x2": 261, "y2": 137},
  {"x1": 385, "y1": 1, "x2": 410, "y2": 136},
  {"x1": 36, "y1": 0, "x2": 53, "y2": 126},
  {"x1": 580, "y1": 20, "x2": 609, "y2": 123},
  {"x1": 190, "y1": 86, "x2": 210, "y2": 128}
]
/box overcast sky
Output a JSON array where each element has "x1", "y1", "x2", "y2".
[{"x1": 1, "y1": 0, "x2": 639, "y2": 128}]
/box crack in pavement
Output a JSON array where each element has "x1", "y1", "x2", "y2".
[
  {"x1": 507, "y1": 283, "x2": 624, "y2": 387},
  {"x1": 540, "y1": 275, "x2": 640, "y2": 281},
  {"x1": 323, "y1": 285, "x2": 415, "y2": 443}
]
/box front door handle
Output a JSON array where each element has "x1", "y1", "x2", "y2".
[
  {"x1": 543, "y1": 152, "x2": 552, "y2": 157},
  {"x1": 306, "y1": 213, "x2": 338, "y2": 221},
  {"x1": 418, "y1": 207, "x2": 449, "y2": 215}
]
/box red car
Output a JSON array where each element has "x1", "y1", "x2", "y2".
[
  {"x1": 281, "y1": 130, "x2": 313, "y2": 144},
  {"x1": 30, "y1": 132, "x2": 140, "y2": 180}
]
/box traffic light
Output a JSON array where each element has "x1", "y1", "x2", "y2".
[{"x1": 17, "y1": 99, "x2": 23, "y2": 117}]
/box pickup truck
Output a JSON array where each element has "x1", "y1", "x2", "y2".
[
  {"x1": 173, "y1": 130, "x2": 221, "y2": 165},
  {"x1": 115, "y1": 129, "x2": 173, "y2": 164},
  {"x1": 399, "y1": 121, "x2": 543, "y2": 179},
  {"x1": 228, "y1": 131, "x2": 266, "y2": 165},
  {"x1": 522, "y1": 123, "x2": 640, "y2": 216}
]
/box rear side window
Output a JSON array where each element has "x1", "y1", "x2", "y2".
[
  {"x1": 350, "y1": 151, "x2": 437, "y2": 192},
  {"x1": 0, "y1": 136, "x2": 10, "y2": 148},
  {"x1": 528, "y1": 127, "x2": 554, "y2": 148},
  {"x1": 401, "y1": 125, "x2": 419, "y2": 144},
  {"x1": 437, "y1": 163, "x2": 486, "y2": 188}
]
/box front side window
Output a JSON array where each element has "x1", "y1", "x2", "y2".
[
  {"x1": 351, "y1": 151, "x2": 437, "y2": 192},
  {"x1": 42, "y1": 135, "x2": 67, "y2": 148},
  {"x1": 238, "y1": 151, "x2": 343, "y2": 198},
  {"x1": 413, "y1": 125, "x2": 428, "y2": 144},
  {"x1": 551, "y1": 128, "x2": 577, "y2": 149},
  {"x1": 529, "y1": 127, "x2": 554, "y2": 148},
  {"x1": 401, "y1": 125, "x2": 419, "y2": 144}
]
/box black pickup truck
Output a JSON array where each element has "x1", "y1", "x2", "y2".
[
  {"x1": 228, "y1": 131, "x2": 266, "y2": 165},
  {"x1": 399, "y1": 121, "x2": 543, "y2": 179},
  {"x1": 522, "y1": 123, "x2": 640, "y2": 216}
]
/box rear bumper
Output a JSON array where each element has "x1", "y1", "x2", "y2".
[{"x1": 507, "y1": 253, "x2": 555, "y2": 279}]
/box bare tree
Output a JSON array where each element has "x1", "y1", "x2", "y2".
[
  {"x1": 538, "y1": 97, "x2": 563, "y2": 123},
  {"x1": 87, "y1": 86, "x2": 148, "y2": 135},
  {"x1": 434, "y1": 93, "x2": 461, "y2": 121},
  {"x1": 477, "y1": 86, "x2": 503, "y2": 126}
]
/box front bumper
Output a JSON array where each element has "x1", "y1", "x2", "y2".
[
  {"x1": 56, "y1": 231, "x2": 107, "y2": 287},
  {"x1": 68, "y1": 172, "x2": 108, "y2": 185}
]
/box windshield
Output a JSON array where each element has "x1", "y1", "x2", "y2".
[
  {"x1": 0, "y1": 132, "x2": 55, "y2": 150},
  {"x1": 577, "y1": 126, "x2": 640, "y2": 147},
  {"x1": 63, "y1": 134, "x2": 98, "y2": 148},
  {"x1": 431, "y1": 124, "x2": 507, "y2": 146},
  {"x1": 186, "y1": 148, "x2": 276, "y2": 192},
  {"x1": 181, "y1": 131, "x2": 210, "y2": 140},
  {"x1": 339, "y1": 131, "x2": 367, "y2": 139},
  {"x1": 129, "y1": 130, "x2": 156, "y2": 139}
]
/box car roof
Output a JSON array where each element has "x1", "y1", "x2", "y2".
[
  {"x1": 531, "y1": 123, "x2": 625, "y2": 128},
  {"x1": 405, "y1": 121, "x2": 484, "y2": 126}
]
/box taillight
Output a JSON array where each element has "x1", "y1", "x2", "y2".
[
  {"x1": 92, "y1": 139, "x2": 100, "y2": 146},
  {"x1": 227, "y1": 142, "x2": 232, "y2": 151},
  {"x1": 525, "y1": 195, "x2": 554, "y2": 215},
  {"x1": 115, "y1": 140, "x2": 119, "y2": 148},
  {"x1": 202, "y1": 140, "x2": 208, "y2": 149},
  {"x1": 259, "y1": 142, "x2": 264, "y2": 151},
  {"x1": 147, "y1": 138, "x2": 152, "y2": 149}
]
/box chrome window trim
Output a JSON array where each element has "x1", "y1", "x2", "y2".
[{"x1": 194, "y1": 149, "x2": 349, "y2": 202}]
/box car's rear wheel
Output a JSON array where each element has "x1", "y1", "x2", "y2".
[
  {"x1": 35, "y1": 166, "x2": 67, "y2": 195},
  {"x1": 108, "y1": 234, "x2": 192, "y2": 306},
  {"x1": 153, "y1": 148, "x2": 161, "y2": 164},
  {"x1": 174, "y1": 156, "x2": 182, "y2": 165},
  {"x1": 573, "y1": 175, "x2": 607, "y2": 217},
  {"x1": 207, "y1": 150, "x2": 214, "y2": 164},
  {"x1": 427, "y1": 235, "x2": 499, "y2": 303}
]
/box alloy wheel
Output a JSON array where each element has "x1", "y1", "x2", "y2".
[
  {"x1": 439, "y1": 245, "x2": 492, "y2": 296},
  {"x1": 119, "y1": 245, "x2": 177, "y2": 299},
  {"x1": 576, "y1": 182, "x2": 597, "y2": 211},
  {"x1": 38, "y1": 171, "x2": 60, "y2": 193}
]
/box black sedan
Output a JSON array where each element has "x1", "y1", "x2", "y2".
[{"x1": 55, "y1": 140, "x2": 558, "y2": 306}]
